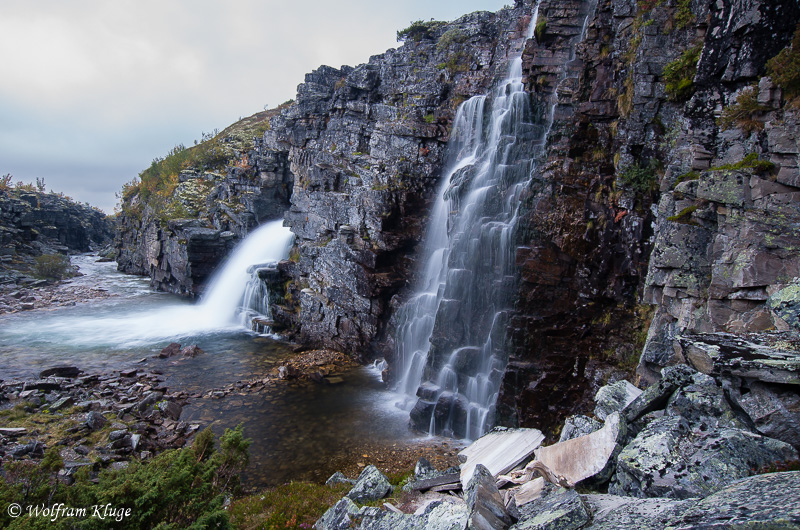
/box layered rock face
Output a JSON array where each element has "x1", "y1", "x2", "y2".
[
  {"x1": 115, "y1": 146, "x2": 292, "y2": 296},
  {"x1": 263, "y1": 6, "x2": 538, "y2": 353}
]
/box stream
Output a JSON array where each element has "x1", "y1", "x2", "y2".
[{"x1": 0, "y1": 254, "x2": 417, "y2": 487}]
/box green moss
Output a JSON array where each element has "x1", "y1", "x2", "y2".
[
  {"x1": 766, "y1": 24, "x2": 800, "y2": 99},
  {"x1": 667, "y1": 204, "x2": 699, "y2": 224},
  {"x1": 229, "y1": 481, "x2": 350, "y2": 529},
  {"x1": 423, "y1": 113, "x2": 435, "y2": 124},
  {"x1": 674, "y1": 170, "x2": 700, "y2": 187},
  {"x1": 437, "y1": 28, "x2": 467, "y2": 51},
  {"x1": 710, "y1": 153, "x2": 775, "y2": 174},
  {"x1": 663, "y1": 45, "x2": 702, "y2": 101},
  {"x1": 534, "y1": 17, "x2": 547, "y2": 42}
]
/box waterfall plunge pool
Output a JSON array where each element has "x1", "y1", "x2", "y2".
[{"x1": 0, "y1": 252, "x2": 449, "y2": 488}]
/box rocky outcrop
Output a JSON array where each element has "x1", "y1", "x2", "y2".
[
  {"x1": 0, "y1": 189, "x2": 113, "y2": 283},
  {"x1": 115, "y1": 145, "x2": 292, "y2": 296}
]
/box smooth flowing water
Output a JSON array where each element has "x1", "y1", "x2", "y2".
[
  {"x1": 394, "y1": 0, "x2": 597, "y2": 440},
  {"x1": 0, "y1": 222, "x2": 414, "y2": 487}
]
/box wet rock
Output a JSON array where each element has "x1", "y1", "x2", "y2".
[
  {"x1": 39, "y1": 366, "x2": 82, "y2": 378},
  {"x1": 464, "y1": 464, "x2": 514, "y2": 529},
  {"x1": 663, "y1": 471, "x2": 800, "y2": 528},
  {"x1": 180, "y1": 344, "x2": 204, "y2": 358},
  {"x1": 611, "y1": 415, "x2": 799, "y2": 499},
  {"x1": 158, "y1": 343, "x2": 181, "y2": 358},
  {"x1": 325, "y1": 471, "x2": 355, "y2": 486},
  {"x1": 512, "y1": 489, "x2": 590, "y2": 530},
  {"x1": 346, "y1": 464, "x2": 392, "y2": 504},
  {"x1": 85, "y1": 411, "x2": 107, "y2": 431},
  {"x1": 594, "y1": 381, "x2": 641, "y2": 421},
  {"x1": 558, "y1": 415, "x2": 601, "y2": 443}
]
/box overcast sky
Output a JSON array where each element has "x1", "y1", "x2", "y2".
[{"x1": 0, "y1": 0, "x2": 509, "y2": 213}]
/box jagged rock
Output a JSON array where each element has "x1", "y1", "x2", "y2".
[
  {"x1": 512, "y1": 490, "x2": 590, "y2": 530},
  {"x1": 623, "y1": 365, "x2": 697, "y2": 424},
  {"x1": 464, "y1": 464, "x2": 514, "y2": 530},
  {"x1": 414, "y1": 457, "x2": 439, "y2": 481},
  {"x1": 558, "y1": 416, "x2": 601, "y2": 443},
  {"x1": 611, "y1": 415, "x2": 799, "y2": 499},
  {"x1": 108, "y1": 429, "x2": 128, "y2": 441},
  {"x1": 594, "y1": 381, "x2": 641, "y2": 421},
  {"x1": 85, "y1": 411, "x2": 107, "y2": 431},
  {"x1": 39, "y1": 366, "x2": 82, "y2": 378},
  {"x1": 315, "y1": 497, "x2": 360, "y2": 530},
  {"x1": 346, "y1": 465, "x2": 392, "y2": 504},
  {"x1": 159, "y1": 343, "x2": 181, "y2": 358},
  {"x1": 663, "y1": 471, "x2": 800, "y2": 528},
  {"x1": 580, "y1": 495, "x2": 691, "y2": 530},
  {"x1": 10, "y1": 440, "x2": 45, "y2": 458},
  {"x1": 349, "y1": 499, "x2": 469, "y2": 530},
  {"x1": 730, "y1": 381, "x2": 800, "y2": 449},
  {"x1": 459, "y1": 428, "x2": 545, "y2": 487},
  {"x1": 664, "y1": 371, "x2": 745, "y2": 429},
  {"x1": 325, "y1": 471, "x2": 355, "y2": 486},
  {"x1": 135, "y1": 391, "x2": 163, "y2": 414}
]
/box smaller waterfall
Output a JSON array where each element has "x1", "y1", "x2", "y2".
[{"x1": 199, "y1": 219, "x2": 294, "y2": 332}]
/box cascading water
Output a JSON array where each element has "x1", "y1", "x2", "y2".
[
  {"x1": 199, "y1": 219, "x2": 294, "y2": 332},
  {"x1": 394, "y1": 0, "x2": 596, "y2": 440}
]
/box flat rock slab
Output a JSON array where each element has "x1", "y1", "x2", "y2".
[
  {"x1": 459, "y1": 428, "x2": 545, "y2": 488},
  {"x1": 581, "y1": 494, "x2": 690, "y2": 529},
  {"x1": 0, "y1": 427, "x2": 27, "y2": 437},
  {"x1": 664, "y1": 471, "x2": 800, "y2": 529},
  {"x1": 534, "y1": 413, "x2": 624, "y2": 487}
]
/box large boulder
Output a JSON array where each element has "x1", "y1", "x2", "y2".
[
  {"x1": 346, "y1": 465, "x2": 392, "y2": 504},
  {"x1": 594, "y1": 381, "x2": 641, "y2": 421},
  {"x1": 464, "y1": 464, "x2": 514, "y2": 529},
  {"x1": 511, "y1": 490, "x2": 590, "y2": 530},
  {"x1": 610, "y1": 415, "x2": 799, "y2": 499}
]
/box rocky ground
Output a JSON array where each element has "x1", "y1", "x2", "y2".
[{"x1": 0, "y1": 277, "x2": 114, "y2": 314}]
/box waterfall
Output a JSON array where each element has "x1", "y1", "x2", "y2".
[
  {"x1": 393, "y1": 0, "x2": 597, "y2": 440},
  {"x1": 199, "y1": 219, "x2": 294, "y2": 332}
]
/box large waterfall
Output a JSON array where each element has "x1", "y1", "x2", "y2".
[{"x1": 394, "y1": 0, "x2": 596, "y2": 440}]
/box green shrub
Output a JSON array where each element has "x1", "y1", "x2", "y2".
[
  {"x1": 620, "y1": 159, "x2": 660, "y2": 194},
  {"x1": 34, "y1": 253, "x2": 71, "y2": 280},
  {"x1": 766, "y1": 24, "x2": 800, "y2": 99},
  {"x1": 437, "y1": 28, "x2": 466, "y2": 51},
  {"x1": 718, "y1": 86, "x2": 771, "y2": 133},
  {"x1": 397, "y1": 20, "x2": 444, "y2": 42},
  {"x1": 663, "y1": 45, "x2": 702, "y2": 101},
  {"x1": 0, "y1": 426, "x2": 250, "y2": 529}
]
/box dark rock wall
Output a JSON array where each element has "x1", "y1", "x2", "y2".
[{"x1": 0, "y1": 189, "x2": 113, "y2": 256}]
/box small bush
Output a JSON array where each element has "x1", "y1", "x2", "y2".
[
  {"x1": 397, "y1": 20, "x2": 443, "y2": 43},
  {"x1": 34, "y1": 253, "x2": 71, "y2": 280},
  {"x1": 620, "y1": 159, "x2": 660, "y2": 194},
  {"x1": 663, "y1": 45, "x2": 702, "y2": 101},
  {"x1": 766, "y1": 24, "x2": 800, "y2": 100},
  {"x1": 718, "y1": 86, "x2": 771, "y2": 133},
  {"x1": 437, "y1": 28, "x2": 466, "y2": 51},
  {"x1": 535, "y1": 17, "x2": 547, "y2": 43}
]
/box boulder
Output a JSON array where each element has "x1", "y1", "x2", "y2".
[
  {"x1": 512, "y1": 490, "x2": 590, "y2": 530},
  {"x1": 558, "y1": 415, "x2": 602, "y2": 443},
  {"x1": 315, "y1": 497, "x2": 360, "y2": 530},
  {"x1": 611, "y1": 415, "x2": 799, "y2": 499},
  {"x1": 594, "y1": 381, "x2": 641, "y2": 421},
  {"x1": 464, "y1": 464, "x2": 514, "y2": 529},
  {"x1": 49, "y1": 396, "x2": 74, "y2": 411},
  {"x1": 180, "y1": 344, "x2": 204, "y2": 358},
  {"x1": 346, "y1": 465, "x2": 392, "y2": 504},
  {"x1": 663, "y1": 471, "x2": 800, "y2": 528},
  {"x1": 623, "y1": 365, "x2": 696, "y2": 424},
  {"x1": 325, "y1": 471, "x2": 355, "y2": 486},
  {"x1": 731, "y1": 381, "x2": 800, "y2": 449},
  {"x1": 580, "y1": 495, "x2": 690, "y2": 530},
  {"x1": 664, "y1": 371, "x2": 745, "y2": 429},
  {"x1": 157, "y1": 400, "x2": 182, "y2": 421},
  {"x1": 767, "y1": 280, "x2": 800, "y2": 332},
  {"x1": 39, "y1": 366, "x2": 82, "y2": 378},
  {"x1": 158, "y1": 343, "x2": 181, "y2": 358},
  {"x1": 85, "y1": 411, "x2": 107, "y2": 431}
]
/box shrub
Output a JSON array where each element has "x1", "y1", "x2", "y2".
[
  {"x1": 718, "y1": 86, "x2": 771, "y2": 133},
  {"x1": 397, "y1": 20, "x2": 443, "y2": 43},
  {"x1": 620, "y1": 159, "x2": 660, "y2": 194},
  {"x1": 437, "y1": 28, "x2": 466, "y2": 51},
  {"x1": 766, "y1": 24, "x2": 800, "y2": 100},
  {"x1": 34, "y1": 253, "x2": 71, "y2": 280},
  {"x1": 0, "y1": 425, "x2": 250, "y2": 529},
  {"x1": 663, "y1": 45, "x2": 702, "y2": 101},
  {"x1": 535, "y1": 17, "x2": 547, "y2": 43}
]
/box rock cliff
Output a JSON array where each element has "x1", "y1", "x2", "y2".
[{"x1": 114, "y1": 0, "x2": 800, "y2": 436}]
